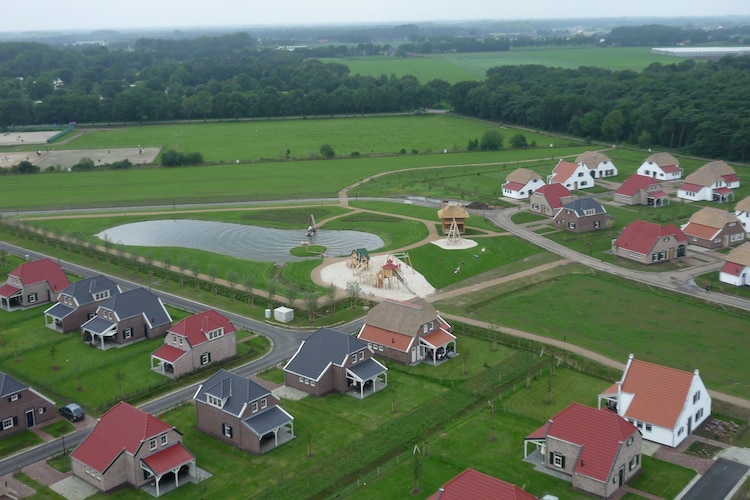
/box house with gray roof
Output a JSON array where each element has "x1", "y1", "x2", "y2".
[
  {"x1": 44, "y1": 275, "x2": 121, "y2": 333},
  {"x1": 284, "y1": 328, "x2": 387, "y2": 398},
  {"x1": 553, "y1": 198, "x2": 613, "y2": 234},
  {"x1": 193, "y1": 369, "x2": 294, "y2": 454},
  {"x1": 80, "y1": 287, "x2": 171, "y2": 349},
  {"x1": 0, "y1": 372, "x2": 56, "y2": 438}
]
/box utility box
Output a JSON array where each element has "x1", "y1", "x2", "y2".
[{"x1": 274, "y1": 306, "x2": 294, "y2": 323}]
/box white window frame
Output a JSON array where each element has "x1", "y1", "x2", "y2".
[
  {"x1": 10, "y1": 394, "x2": 19, "y2": 402},
  {"x1": 161, "y1": 434, "x2": 168, "y2": 445},
  {"x1": 123, "y1": 327, "x2": 132, "y2": 339},
  {"x1": 2, "y1": 418, "x2": 13, "y2": 430},
  {"x1": 552, "y1": 452, "x2": 564, "y2": 468},
  {"x1": 252, "y1": 401, "x2": 258, "y2": 412},
  {"x1": 261, "y1": 398, "x2": 267, "y2": 409},
  {"x1": 149, "y1": 439, "x2": 157, "y2": 451}
]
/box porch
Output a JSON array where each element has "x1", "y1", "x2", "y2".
[
  {"x1": 44, "y1": 302, "x2": 74, "y2": 332},
  {"x1": 243, "y1": 406, "x2": 296, "y2": 454},
  {"x1": 420, "y1": 329, "x2": 457, "y2": 366},
  {"x1": 346, "y1": 358, "x2": 388, "y2": 399},
  {"x1": 140, "y1": 443, "x2": 197, "y2": 497}
]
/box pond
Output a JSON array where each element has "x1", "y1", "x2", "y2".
[{"x1": 96, "y1": 219, "x2": 384, "y2": 263}]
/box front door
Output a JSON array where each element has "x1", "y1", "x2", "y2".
[
  {"x1": 411, "y1": 347, "x2": 417, "y2": 363},
  {"x1": 688, "y1": 416, "x2": 692, "y2": 435},
  {"x1": 618, "y1": 465, "x2": 624, "y2": 487},
  {"x1": 25, "y1": 409, "x2": 35, "y2": 428}
]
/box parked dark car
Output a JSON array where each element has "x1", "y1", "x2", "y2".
[{"x1": 59, "y1": 403, "x2": 85, "y2": 422}]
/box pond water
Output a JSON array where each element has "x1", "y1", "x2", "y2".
[{"x1": 96, "y1": 219, "x2": 384, "y2": 264}]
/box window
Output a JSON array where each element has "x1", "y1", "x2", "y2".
[
  {"x1": 28, "y1": 292, "x2": 37, "y2": 303},
  {"x1": 423, "y1": 324, "x2": 428, "y2": 334},
  {"x1": 367, "y1": 343, "x2": 372, "y2": 349},
  {"x1": 123, "y1": 328, "x2": 132, "y2": 339},
  {"x1": 310, "y1": 380, "x2": 316, "y2": 387},
  {"x1": 568, "y1": 222, "x2": 576, "y2": 229},
  {"x1": 298, "y1": 376, "x2": 304, "y2": 383},
  {"x1": 550, "y1": 452, "x2": 565, "y2": 468},
  {"x1": 594, "y1": 220, "x2": 601, "y2": 229},
  {"x1": 429, "y1": 321, "x2": 434, "y2": 331},
  {"x1": 2, "y1": 418, "x2": 13, "y2": 430},
  {"x1": 39, "y1": 406, "x2": 46, "y2": 414},
  {"x1": 696, "y1": 408, "x2": 704, "y2": 421},
  {"x1": 172, "y1": 334, "x2": 177, "y2": 344},
  {"x1": 693, "y1": 391, "x2": 701, "y2": 404},
  {"x1": 645, "y1": 424, "x2": 652, "y2": 432},
  {"x1": 678, "y1": 426, "x2": 684, "y2": 436},
  {"x1": 584, "y1": 208, "x2": 596, "y2": 216},
  {"x1": 578, "y1": 172, "x2": 584, "y2": 177},
  {"x1": 637, "y1": 422, "x2": 643, "y2": 429},
  {"x1": 200, "y1": 352, "x2": 211, "y2": 365},
  {"x1": 207, "y1": 394, "x2": 222, "y2": 408},
  {"x1": 359, "y1": 351, "x2": 364, "y2": 361},
  {"x1": 252, "y1": 401, "x2": 258, "y2": 412},
  {"x1": 579, "y1": 181, "x2": 587, "y2": 187},
  {"x1": 207, "y1": 328, "x2": 224, "y2": 340},
  {"x1": 351, "y1": 354, "x2": 357, "y2": 364},
  {"x1": 161, "y1": 434, "x2": 167, "y2": 445},
  {"x1": 629, "y1": 454, "x2": 640, "y2": 471},
  {"x1": 9, "y1": 394, "x2": 19, "y2": 402},
  {"x1": 222, "y1": 423, "x2": 233, "y2": 438},
  {"x1": 178, "y1": 337, "x2": 183, "y2": 345},
  {"x1": 379, "y1": 345, "x2": 384, "y2": 352},
  {"x1": 627, "y1": 436, "x2": 634, "y2": 446},
  {"x1": 149, "y1": 439, "x2": 157, "y2": 450},
  {"x1": 261, "y1": 398, "x2": 267, "y2": 409}
]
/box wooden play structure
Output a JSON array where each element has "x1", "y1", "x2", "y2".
[
  {"x1": 306, "y1": 214, "x2": 317, "y2": 237},
  {"x1": 437, "y1": 201, "x2": 469, "y2": 234},
  {"x1": 348, "y1": 248, "x2": 371, "y2": 271}
]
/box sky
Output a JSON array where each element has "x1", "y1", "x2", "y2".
[{"x1": 6, "y1": 0, "x2": 750, "y2": 33}]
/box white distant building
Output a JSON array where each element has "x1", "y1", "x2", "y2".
[
  {"x1": 637, "y1": 153, "x2": 682, "y2": 181},
  {"x1": 502, "y1": 168, "x2": 545, "y2": 199},
  {"x1": 576, "y1": 151, "x2": 617, "y2": 179}
]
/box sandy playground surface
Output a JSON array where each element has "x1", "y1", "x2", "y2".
[
  {"x1": 319, "y1": 238, "x2": 477, "y2": 301},
  {"x1": 0, "y1": 131, "x2": 59, "y2": 146},
  {"x1": 0, "y1": 147, "x2": 160, "y2": 170}
]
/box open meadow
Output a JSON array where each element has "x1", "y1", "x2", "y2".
[{"x1": 320, "y1": 47, "x2": 679, "y2": 83}]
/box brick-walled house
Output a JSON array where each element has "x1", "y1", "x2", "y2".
[
  {"x1": 0, "y1": 372, "x2": 56, "y2": 438},
  {"x1": 681, "y1": 207, "x2": 745, "y2": 249},
  {"x1": 529, "y1": 183, "x2": 573, "y2": 217},
  {"x1": 0, "y1": 258, "x2": 69, "y2": 311},
  {"x1": 284, "y1": 328, "x2": 387, "y2": 398},
  {"x1": 44, "y1": 275, "x2": 121, "y2": 333},
  {"x1": 613, "y1": 175, "x2": 669, "y2": 207},
  {"x1": 612, "y1": 220, "x2": 687, "y2": 265},
  {"x1": 151, "y1": 310, "x2": 236, "y2": 378},
  {"x1": 637, "y1": 152, "x2": 682, "y2": 180},
  {"x1": 193, "y1": 369, "x2": 294, "y2": 455},
  {"x1": 70, "y1": 401, "x2": 195, "y2": 497},
  {"x1": 553, "y1": 198, "x2": 612, "y2": 234},
  {"x1": 81, "y1": 287, "x2": 171, "y2": 349},
  {"x1": 357, "y1": 298, "x2": 456, "y2": 365},
  {"x1": 598, "y1": 354, "x2": 711, "y2": 447},
  {"x1": 576, "y1": 151, "x2": 618, "y2": 179},
  {"x1": 524, "y1": 403, "x2": 641, "y2": 498}
]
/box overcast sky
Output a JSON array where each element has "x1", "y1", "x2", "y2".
[{"x1": 5, "y1": 0, "x2": 750, "y2": 33}]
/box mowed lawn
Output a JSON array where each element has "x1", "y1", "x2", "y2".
[
  {"x1": 321, "y1": 47, "x2": 678, "y2": 83},
  {"x1": 435, "y1": 267, "x2": 750, "y2": 399}
]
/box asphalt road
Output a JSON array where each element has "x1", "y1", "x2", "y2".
[{"x1": 681, "y1": 458, "x2": 749, "y2": 500}]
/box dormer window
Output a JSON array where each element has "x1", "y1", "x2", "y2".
[
  {"x1": 207, "y1": 394, "x2": 223, "y2": 408},
  {"x1": 207, "y1": 328, "x2": 224, "y2": 340}
]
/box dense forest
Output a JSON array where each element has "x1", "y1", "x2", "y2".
[{"x1": 1, "y1": 26, "x2": 750, "y2": 160}]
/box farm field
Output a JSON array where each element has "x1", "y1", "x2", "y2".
[{"x1": 321, "y1": 47, "x2": 678, "y2": 83}]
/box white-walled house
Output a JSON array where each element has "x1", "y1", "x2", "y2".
[
  {"x1": 598, "y1": 354, "x2": 711, "y2": 447},
  {"x1": 547, "y1": 159, "x2": 594, "y2": 190},
  {"x1": 734, "y1": 196, "x2": 750, "y2": 233},
  {"x1": 502, "y1": 168, "x2": 545, "y2": 199},
  {"x1": 720, "y1": 243, "x2": 750, "y2": 286},
  {"x1": 576, "y1": 151, "x2": 617, "y2": 179},
  {"x1": 677, "y1": 161, "x2": 736, "y2": 203},
  {"x1": 637, "y1": 152, "x2": 682, "y2": 181}
]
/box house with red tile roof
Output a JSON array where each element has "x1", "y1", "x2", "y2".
[
  {"x1": 0, "y1": 258, "x2": 69, "y2": 311},
  {"x1": 357, "y1": 297, "x2": 456, "y2": 365},
  {"x1": 193, "y1": 369, "x2": 294, "y2": 455},
  {"x1": 529, "y1": 183, "x2": 573, "y2": 217},
  {"x1": 681, "y1": 206, "x2": 745, "y2": 249},
  {"x1": 677, "y1": 161, "x2": 738, "y2": 203},
  {"x1": 427, "y1": 468, "x2": 537, "y2": 500},
  {"x1": 547, "y1": 159, "x2": 595, "y2": 190},
  {"x1": 576, "y1": 151, "x2": 618, "y2": 179},
  {"x1": 150, "y1": 310, "x2": 236, "y2": 378},
  {"x1": 612, "y1": 220, "x2": 687, "y2": 265},
  {"x1": 284, "y1": 328, "x2": 387, "y2": 398},
  {"x1": 524, "y1": 403, "x2": 641, "y2": 498},
  {"x1": 598, "y1": 354, "x2": 711, "y2": 447},
  {"x1": 0, "y1": 371, "x2": 56, "y2": 438},
  {"x1": 613, "y1": 174, "x2": 669, "y2": 207},
  {"x1": 637, "y1": 152, "x2": 682, "y2": 180},
  {"x1": 502, "y1": 167, "x2": 545, "y2": 199},
  {"x1": 70, "y1": 401, "x2": 196, "y2": 497},
  {"x1": 720, "y1": 242, "x2": 750, "y2": 286}
]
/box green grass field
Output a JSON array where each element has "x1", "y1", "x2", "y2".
[{"x1": 321, "y1": 47, "x2": 678, "y2": 84}]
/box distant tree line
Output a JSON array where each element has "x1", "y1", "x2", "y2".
[{"x1": 2, "y1": 26, "x2": 750, "y2": 160}]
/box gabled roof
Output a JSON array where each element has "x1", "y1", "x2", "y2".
[
  {"x1": 549, "y1": 160, "x2": 582, "y2": 183},
  {"x1": 684, "y1": 207, "x2": 742, "y2": 231},
  {"x1": 362, "y1": 298, "x2": 442, "y2": 338},
  {"x1": 437, "y1": 202, "x2": 469, "y2": 219},
  {"x1": 99, "y1": 287, "x2": 171, "y2": 327},
  {"x1": 558, "y1": 197, "x2": 606, "y2": 217},
  {"x1": 243, "y1": 406, "x2": 294, "y2": 436},
  {"x1": 614, "y1": 220, "x2": 686, "y2": 255},
  {"x1": 151, "y1": 344, "x2": 187, "y2": 363},
  {"x1": 526, "y1": 403, "x2": 638, "y2": 483},
  {"x1": 71, "y1": 402, "x2": 173, "y2": 473},
  {"x1": 427, "y1": 468, "x2": 536, "y2": 500},
  {"x1": 7, "y1": 258, "x2": 69, "y2": 292},
  {"x1": 0, "y1": 371, "x2": 27, "y2": 397},
  {"x1": 678, "y1": 182, "x2": 703, "y2": 193},
  {"x1": 703, "y1": 160, "x2": 736, "y2": 177},
  {"x1": 683, "y1": 168, "x2": 724, "y2": 188},
  {"x1": 194, "y1": 369, "x2": 270, "y2": 418},
  {"x1": 503, "y1": 181, "x2": 526, "y2": 192},
  {"x1": 615, "y1": 174, "x2": 660, "y2": 197},
  {"x1": 532, "y1": 183, "x2": 572, "y2": 209},
  {"x1": 358, "y1": 326, "x2": 413, "y2": 352},
  {"x1": 141, "y1": 443, "x2": 193, "y2": 476},
  {"x1": 169, "y1": 310, "x2": 235, "y2": 347},
  {"x1": 284, "y1": 328, "x2": 368, "y2": 380},
  {"x1": 619, "y1": 357, "x2": 698, "y2": 428},
  {"x1": 736, "y1": 196, "x2": 750, "y2": 213},
  {"x1": 59, "y1": 275, "x2": 120, "y2": 306},
  {"x1": 644, "y1": 152, "x2": 679, "y2": 168},
  {"x1": 724, "y1": 242, "x2": 750, "y2": 268},
  {"x1": 576, "y1": 151, "x2": 612, "y2": 169},
  {"x1": 0, "y1": 284, "x2": 21, "y2": 299},
  {"x1": 505, "y1": 167, "x2": 542, "y2": 184}
]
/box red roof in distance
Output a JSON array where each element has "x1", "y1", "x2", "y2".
[
  {"x1": 615, "y1": 174, "x2": 659, "y2": 197},
  {"x1": 534, "y1": 183, "x2": 572, "y2": 209},
  {"x1": 169, "y1": 309, "x2": 235, "y2": 347},
  {"x1": 9, "y1": 258, "x2": 69, "y2": 292},
  {"x1": 427, "y1": 468, "x2": 537, "y2": 500},
  {"x1": 614, "y1": 220, "x2": 686, "y2": 255}
]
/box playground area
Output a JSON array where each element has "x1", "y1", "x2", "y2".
[{"x1": 0, "y1": 130, "x2": 59, "y2": 146}]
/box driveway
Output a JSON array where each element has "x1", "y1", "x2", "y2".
[{"x1": 679, "y1": 458, "x2": 749, "y2": 500}]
